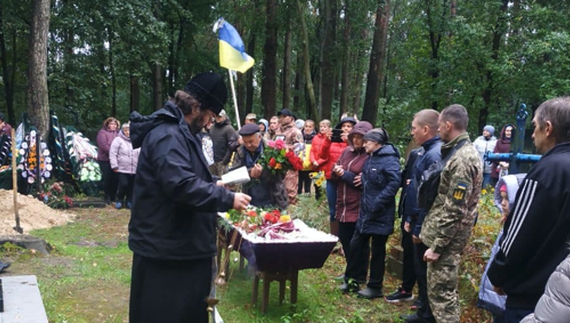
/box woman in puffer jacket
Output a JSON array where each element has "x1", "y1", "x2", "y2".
[
  {"x1": 520, "y1": 255, "x2": 570, "y2": 323},
  {"x1": 340, "y1": 128, "x2": 401, "y2": 299},
  {"x1": 110, "y1": 122, "x2": 140, "y2": 209}
]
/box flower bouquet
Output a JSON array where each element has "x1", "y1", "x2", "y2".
[
  {"x1": 38, "y1": 181, "x2": 74, "y2": 209},
  {"x1": 259, "y1": 139, "x2": 303, "y2": 175}
]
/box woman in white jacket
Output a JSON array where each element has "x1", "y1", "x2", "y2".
[{"x1": 109, "y1": 122, "x2": 140, "y2": 209}]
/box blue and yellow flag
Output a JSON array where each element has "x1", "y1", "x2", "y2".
[{"x1": 215, "y1": 18, "x2": 254, "y2": 73}]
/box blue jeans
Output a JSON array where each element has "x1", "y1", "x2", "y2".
[
  {"x1": 482, "y1": 173, "x2": 492, "y2": 189},
  {"x1": 500, "y1": 307, "x2": 532, "y2": 323},
  {"x1": 326, "y1": 180, "x2": 338, "y2": 222}
]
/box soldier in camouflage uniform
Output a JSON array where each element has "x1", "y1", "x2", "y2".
[
  {"x1": 419, "y1": 104, "x2": 482, "y2": 323},
  {"x1": 275, "y1": 108, "x2": 304, "y2": 204}
]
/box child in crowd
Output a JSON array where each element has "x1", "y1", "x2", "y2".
[
  {"x1": 478, "y1": 173, "x2": 526, "y2": 322},
  {"x1": 109, "y1": 122, "x2": 140, "y2": 209}
]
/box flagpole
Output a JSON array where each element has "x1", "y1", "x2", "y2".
[{"x1": 227, "y1": 70, "x2": 241, "y2": 129}]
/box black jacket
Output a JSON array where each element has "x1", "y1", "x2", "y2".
[
  {"x1": 356, "y1": 143, "x2": 401, "y2": 236},
  {"x1": 488, "y1": 142, "x2": 570, "y2": 310},
  {"x1": 409, "y1": 136, "x2": 442, "y2": 236},
  {"x1": 128, "y1": 101, "x2": 235, "y2": 260},
  {"x1": 398, "y1": 148, "x2": 421, "y2": 220},
  {"x1": 209, "y1": 117, "x2": 237, "y2": 163}
]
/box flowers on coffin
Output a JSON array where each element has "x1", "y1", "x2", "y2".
[{"x1": 225, "y1": 206, "x2": 299, "y2": 239}]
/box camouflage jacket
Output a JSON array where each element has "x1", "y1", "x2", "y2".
[
  {"x1": 275, "y1": 122, "x2": 303, "y2": 150},
  {"x1": 419, "y1": 132, "x2": 482, "y2": 255}
]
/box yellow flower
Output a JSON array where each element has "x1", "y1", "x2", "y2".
[
  {"x1": 315, "y1": 178, "x2": 324, "y2": 187},
  {"x1": 309, "y1": 172, "x2": 317, "y2": 179},
  {"x1": 482, "y1": 188, "x2": 488, "y2": 195},
  {"x1": 279, "y1": 215, "x2": 291, "y2": 223}
]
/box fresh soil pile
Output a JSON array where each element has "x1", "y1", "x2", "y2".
[{"x1": 0, "y1": 189, "x2": 76, "y2": 235}]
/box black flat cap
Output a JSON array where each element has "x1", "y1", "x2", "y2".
[{"x1": 239, "y1": 123, "x2": 260, "y2": 136}]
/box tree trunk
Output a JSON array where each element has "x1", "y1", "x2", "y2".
[
  {"x1": 480, "y1": 0, "x2": 509, "y2": 130},
  {"x1": 362, "y1": 0, "x2": 390, "y2": 124},
  {"x1": 0, "y1": 6, "x2": 16, "y2": 125},
  {"x1": 246, "y1": 35, "x2": 256, "y2": 117},
  {"x1": 108, "y1": 28, "x2": 117, "y2": 117},
  {"x1": 425, "y1": 0, "x2": 445, "y2": 111},
  {"x1": 130, "y1": 75, "x2": 140, "y2": 113},
  {"x1": 340, "y1": 1, "x2": 351, "y2": 116},
  {"x1": 297, "y1": 0, "x2": 319, "y2": 120},
  {"x1": 261, "y1": 0, "x2": 278, "y2": 118},
  {"x1": 282, "y1": 20, "x2": 292, "y2": 111},
  {"x1": 152, "y1": 64, "x2": 163, "y2": 111},
  {"x1": 27, "y1": 0, "x2": 50, "y2": 138},
  {"x1": 320, "y1": 0, "x2": 337, "y2": 120},
  {"x1": 294, "y1": 52, "x2": 305, "y2": 118}
]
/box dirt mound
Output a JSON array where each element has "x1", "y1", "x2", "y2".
[{"x1": 0, "y1": 189, "x2": 76, "y2": 235}]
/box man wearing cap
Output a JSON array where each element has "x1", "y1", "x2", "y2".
[
  {"x1": 128, "y1": 72, "x2": 251, "y2": 323},
  {"x1": 245, "y1": 113, "x2": 257, "y2": 125},
  {"x1": 473, "y1": 124, "x2": 497, "y2": 188},
  {"x1": 209, "y1": 109, "x2": 238, "y2": 176},
  {"x1": 229, "y1": 124, "x2": 288, "y2": 209},
  {"x1": 0, "y1": 113, "x2": 12, "y2": 138},
  {"x1": 275, "y1": 108, "x2": 304, "y2": 204}
]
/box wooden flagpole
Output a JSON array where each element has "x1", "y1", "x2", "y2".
[{"x1": 11, "y1": 128, "x2": 23, "y2": 234}]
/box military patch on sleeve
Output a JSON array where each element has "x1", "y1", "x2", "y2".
[{"x1": 452, "y1": 182, "x2": 467, "y2": 202}]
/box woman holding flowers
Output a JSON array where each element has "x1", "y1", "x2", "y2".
[{"x1": 332, "y1": 121, "x2": 373, "y2": 282}]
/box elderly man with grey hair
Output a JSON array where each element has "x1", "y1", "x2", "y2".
[
  {"x1": 229, "y1": 123, "x2": 288, "y2": 209},
  {"x1": 489, "y1": 96, "x2": 570, "y2": 323}
]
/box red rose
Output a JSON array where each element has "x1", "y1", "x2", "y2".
[{"x1": 269, "y1": 157, "x2": 277, "y2": 168}]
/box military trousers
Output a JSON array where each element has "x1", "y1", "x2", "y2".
[{"x1": 426, "y1": 251, "x2": 461, "y2": 323}]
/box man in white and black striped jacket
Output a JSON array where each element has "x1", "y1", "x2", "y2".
[{"x1": 488, "y1": 96, "x2": 570, "y2": 323}]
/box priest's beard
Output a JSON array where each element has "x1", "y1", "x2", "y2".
[{"x1": 188, "y1": 110, "x2": 210, "y2": 135}]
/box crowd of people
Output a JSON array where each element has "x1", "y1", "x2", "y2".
[{"x1": 76, "y1": 71, "x2": 570, "y2": 323}]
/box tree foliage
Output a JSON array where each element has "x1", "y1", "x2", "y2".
[{"x1": 0, "y1": 0, "x2": 569, "y2": 142}]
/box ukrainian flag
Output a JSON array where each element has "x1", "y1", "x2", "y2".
[{"x1": 216, "y1": 19, "x2": 255, "y2": 73}]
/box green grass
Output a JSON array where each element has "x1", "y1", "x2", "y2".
[{"x1": 0, "y1": 191, "x2": 498, "y2": 322}]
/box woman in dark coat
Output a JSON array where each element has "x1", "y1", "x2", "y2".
[
  {"x1": 491, "y1": 123, "x2": 515, "y2": 184},
  {"x1": 340, "y1": 128, "x2": 401, "y2": 299}
]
